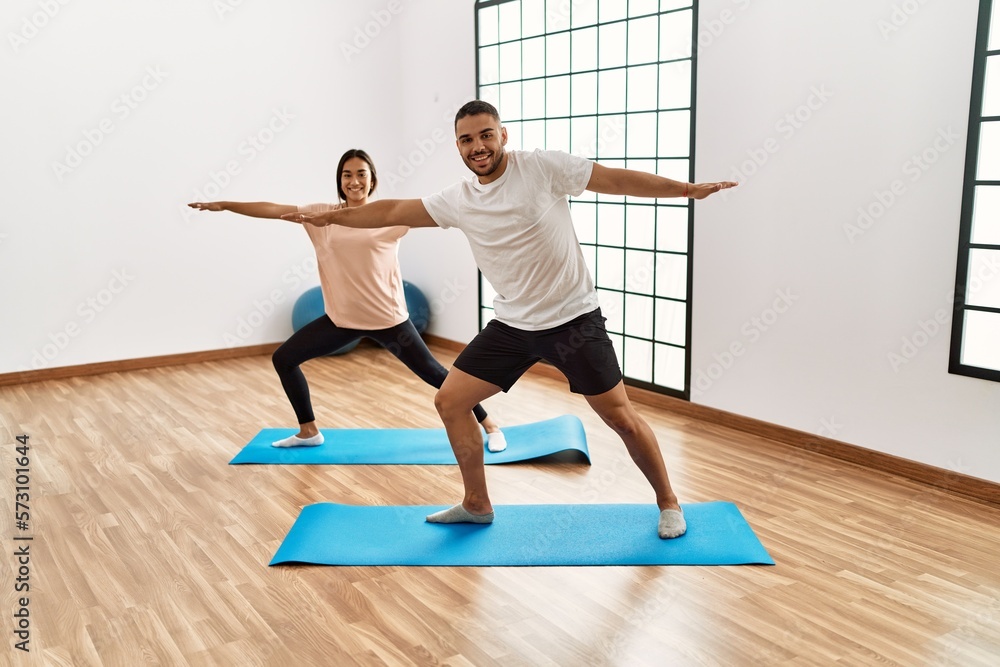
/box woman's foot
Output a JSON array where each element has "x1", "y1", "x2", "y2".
[
  {"x1": 481, "y1": 417, "x2": 507, "y2": 453},
  {"x1": 271, "y1": 433, "x2": 324, "y2": 448},
  {"x1": 271, "y1": 422, "x2": 323, "y2": 448},
  {"x1": 486, "y1": 430, "x2": 507, "y2": 453}
]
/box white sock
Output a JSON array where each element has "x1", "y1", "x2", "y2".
[
  {"x1": 486, "y1": 429, "x2": 507, "y2": 453},
  {"x1": 426, "y1": 504, "x2": 494, "y2": 524},
  {"x1": 271, "y1": 433, "x2": 324, "y2": 448},
  {"x1": 658, "y1": 508, "x2": 686, "y2": 539}
]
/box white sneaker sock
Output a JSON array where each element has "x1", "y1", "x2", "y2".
[
  {"x1": 486, "y1": 430, "x2": 507, "y2": 453},
  {"x1": 271, "y1": 433, "x2": 324, "y2": 448},
  {"x1": 658, "y1": 508, "x2": 686, "y2": 539},
  {"x1": 426, "y1": 504, "x2": 494, "y2": 524}
]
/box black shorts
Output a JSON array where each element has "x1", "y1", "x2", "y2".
[{"x1": 453, "y1": 308, "x2": 623, "y2": 396}]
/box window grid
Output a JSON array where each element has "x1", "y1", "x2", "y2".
[
  {"x1": 951, "y1": 0, "x2": 1000, "y2": 382},
  {"x1": 478, "y1": 7, "x2": 688, "y2": 47},
  {"x1": 476, "y1": 0, "x2": 697, "y2": 398}
]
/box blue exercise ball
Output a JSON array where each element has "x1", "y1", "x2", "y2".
[
  {"x1": 404, "y1": 280, "x2": 431, "y2": 334},
  {"x1": 291, "y1": 286, "x2": 359, "y2": 355}
]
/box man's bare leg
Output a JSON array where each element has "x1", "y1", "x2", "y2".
[
  {"x1": 427, "y1": 369, "x2": 503, "y2": 522},
  {"x1": 585, "y1": 381, "x2": 686, "y2": 538}
]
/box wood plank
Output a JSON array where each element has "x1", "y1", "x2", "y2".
[{"x1": 0, "y1": 345, "x2": 998, "y2": 664}]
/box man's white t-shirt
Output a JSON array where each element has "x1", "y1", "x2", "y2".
[{"x1": 422, "y1": 149, "x2": 598, "y2": 331}]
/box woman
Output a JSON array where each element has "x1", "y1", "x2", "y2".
[{"x1": 189, "y1": 149, "x2": 506, "y2": 451}]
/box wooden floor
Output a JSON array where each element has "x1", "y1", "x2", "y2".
[{"x1": 1, "y1": 343, "x2": 999, "y2": 666}]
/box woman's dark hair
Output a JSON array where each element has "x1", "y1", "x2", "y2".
[{"x1": 336, "y1": 148, "x2": 378, "y2": 201}]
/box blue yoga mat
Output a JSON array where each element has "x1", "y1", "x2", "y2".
[
  {"x1": 270, "y1": 501, "x2": 774, "y2": 566},
  {"x1": 230, "y1": 415, "x2": 590, "y2": 465}
]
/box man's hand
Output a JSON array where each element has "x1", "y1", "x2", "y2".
[
  {"x1": 688, "y1": 181, "x2": 739, "y2": 200},
  {"x1": 281, "y1": 210, "x2": 329, "y2": 226},
  {"x1": 188, "y1": 202, "x2": 226, "y2": 211},
  {"x1": 283, "y1": 200, "x2": 437, "y2": 229}
]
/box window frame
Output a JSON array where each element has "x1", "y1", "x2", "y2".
[
  {"x1": 950, "y1": 0, "x2": 1000, "y2": 383},
  {"x1": 473, "y1": 0, "x2": 700, "y2": 399}
]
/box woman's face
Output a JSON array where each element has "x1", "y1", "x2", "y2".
[{"x1": 341, "y1": 156, "x2": 373, "y2": 205}]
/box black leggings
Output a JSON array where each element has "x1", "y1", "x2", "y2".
[{"x1": 272, "y1": 315, "x2": 488, "y2": 425}]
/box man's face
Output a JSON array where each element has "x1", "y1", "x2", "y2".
[{"x1": 455, "y1": 113, "x2": 508, "y2": 183}]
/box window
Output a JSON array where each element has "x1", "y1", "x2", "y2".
[
  {"x1": 475, "y1": 0, "x2": 697, "y2": 397},
  {"x1": 952, "y1": 0, "x2": 1000, "y2": 382}
]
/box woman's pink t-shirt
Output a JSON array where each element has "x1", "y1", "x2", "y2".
[{"x1": 299, "y1": 203, "x2": 410, "y2": 330}]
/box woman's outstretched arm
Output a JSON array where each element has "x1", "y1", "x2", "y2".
[{"x1": 188, "y1": 201, "x2": 299, "y2": 220}]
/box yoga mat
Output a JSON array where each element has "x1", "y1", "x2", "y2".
[
  {"x1": 270, "y1": 501, "x2": 774, "y2": 566},
  {"x1": 230, "y1": 415, "x2": 590, "y2": 465}
]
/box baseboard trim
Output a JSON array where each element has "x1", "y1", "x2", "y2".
[
  {"x1": 423, "y1": 333, "x2": 466, "y2": 354},
  {"x1": 0, "y1": 344, "x2": 282, "y2": 387}
]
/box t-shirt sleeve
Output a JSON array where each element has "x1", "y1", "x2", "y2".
[
  {"x1": 536, "y1": 150, "x2": 594, "y2": 197},
  {"x1": 421, "y1": 184, "x2": 463, "y2": 230}
]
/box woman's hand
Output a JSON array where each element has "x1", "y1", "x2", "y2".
[{"x1": 188, "y1": 202, "x2": 226, "y2": 211}]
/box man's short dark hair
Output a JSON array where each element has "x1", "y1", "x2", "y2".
[{"x1": 455, "y1": 100, "x2": 501, "y2": 130}]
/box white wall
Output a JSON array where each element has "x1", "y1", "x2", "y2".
[{"x1": 691, "y1": 0, "x2": 1000, "y2": 482}]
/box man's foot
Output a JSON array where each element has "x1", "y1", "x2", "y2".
[
  {"x1": 658, "y1": 508, "x2": 686, "y2": 539},
  {"x1": 486, "y1": 429, "x2": 507, "y2": 453},
  {"x1": 426, "y1": 504, "x2": 494, "y2": 524},
  {"x1": 271, "y1": 433, "x2": 325, "y2": 448}
]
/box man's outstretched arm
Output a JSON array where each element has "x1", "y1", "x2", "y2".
[
  {"x1": 586, "y1": 163, "x2": 738, "y2": 200},
  {"x1": 281, "y1": 198, "x2": 438, "y2": 228}
]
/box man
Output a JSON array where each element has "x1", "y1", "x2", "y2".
[{"x1": 284, "y1": 100, "x2": 736, "y2": 538}]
